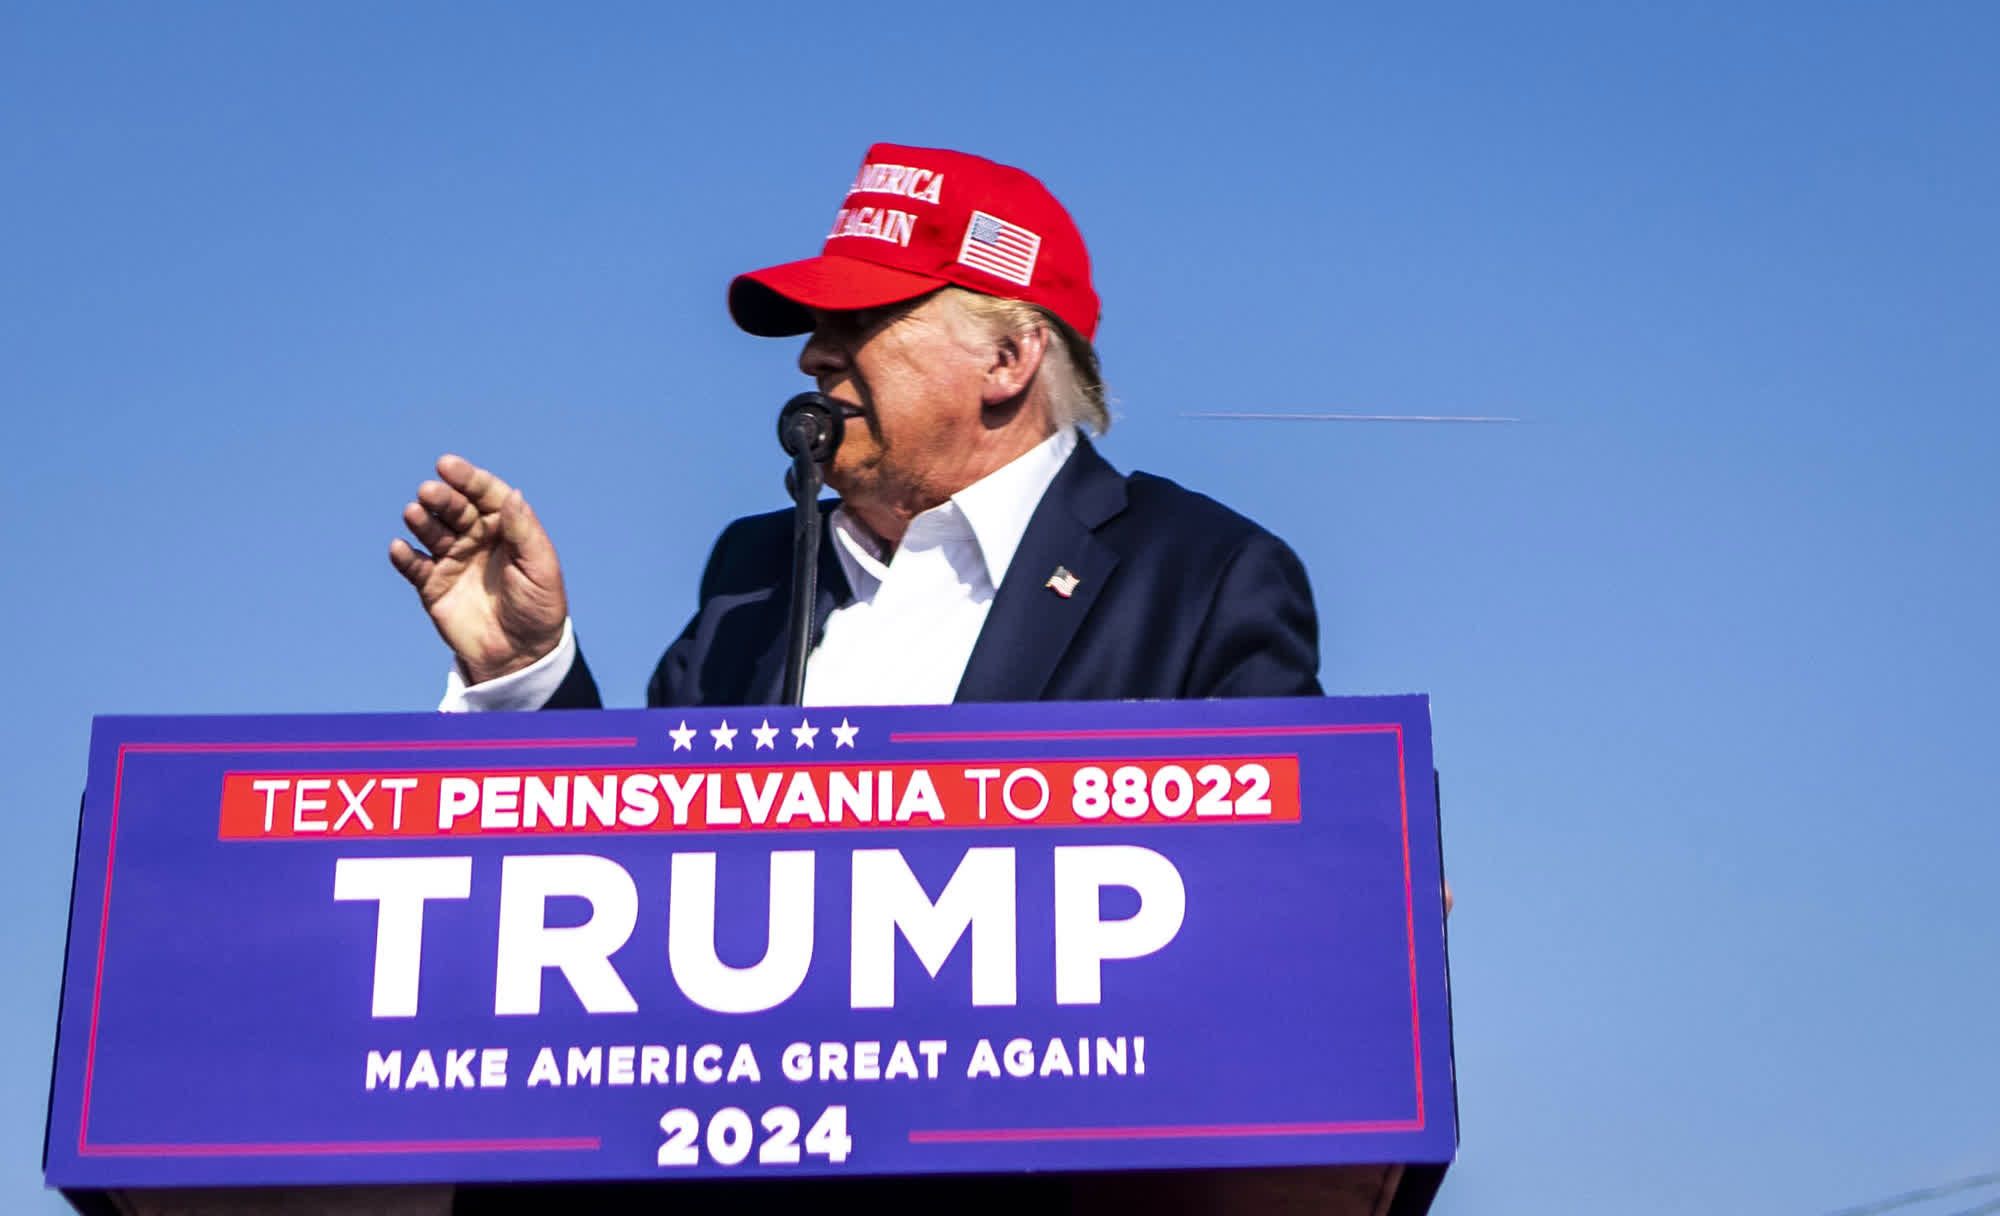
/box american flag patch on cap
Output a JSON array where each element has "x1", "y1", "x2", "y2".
[{"x1": 956, "y1": 210, "x2": 1042, "y2": 286}]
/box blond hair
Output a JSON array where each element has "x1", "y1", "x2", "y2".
[{"x1": 945, "y1": 288, "x2": 1109, "y2": 434}]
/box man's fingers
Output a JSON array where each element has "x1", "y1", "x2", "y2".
[
  {"x1": 436, "y1": 453, "x2": 517, "y2": 516},
  {"x1": 387, "y1": 538, "x2": 435, "y2": 589},
  {"x1": 416, "y1": 480, "x2": 479, "y2": 534},
  {"x1": 402, "y1": 502, "x2": 454, "y2": 555},
  {"x1": 496, "y1": 489, "x2": 557, "y2": 567}
]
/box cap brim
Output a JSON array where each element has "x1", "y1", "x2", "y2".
[{"x1": 729, "y1": 254, "x2": 950, "y2": 337}]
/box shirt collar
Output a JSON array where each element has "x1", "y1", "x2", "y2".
[
  {"x1": 948, "y1": 425, "x2": 1077, "y2": 588},
  {"x1": 829, "y1": 426, "x2": 1078, "y2": 592}
]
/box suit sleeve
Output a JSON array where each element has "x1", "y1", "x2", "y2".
[
  {"x1": 645, "y1": 519, "x2": 751, "y2": 708},
  {"x1": 645, "y1": 618, "x2": 701, "y2": 708},
  {"x1": 1182, "y1": 531, "x2": 1323, "y2": 698},
  {"x1": 540, "y1": 648, "x2": 605, "y2": 709},
  {"x1": 548, "y1": 520, "x2": 748, "y2": 710}
]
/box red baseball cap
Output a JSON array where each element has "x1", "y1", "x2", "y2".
[{"x1": 729, "y1": 143, "x2": 1100, "y2": 341}]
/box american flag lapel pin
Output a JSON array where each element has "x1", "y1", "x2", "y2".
[{"x1": 1045, "y1": 566, "x2": 1080, "y2": 598}]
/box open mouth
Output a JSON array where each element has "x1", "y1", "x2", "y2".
[{"x1": 820, "y1": 381, "x2": 872, "y2": 429}]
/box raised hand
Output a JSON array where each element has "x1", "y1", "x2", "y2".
[{"x1": 389, "y1": 454, "x2": 569, "y2": 685}]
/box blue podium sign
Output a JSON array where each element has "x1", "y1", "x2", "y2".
[{"x1": 45, "y1": 696, "x2": 1453, "y2": 1192}]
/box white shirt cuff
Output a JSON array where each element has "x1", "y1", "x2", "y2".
[{"x1": 438, "y1": 618, "x2": 578, "y2": 713}]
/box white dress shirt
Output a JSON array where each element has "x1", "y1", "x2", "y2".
[{"x1": 440, "y1": 427, "x2": 1077, "y2": 712}]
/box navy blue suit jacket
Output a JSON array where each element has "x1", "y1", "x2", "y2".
[{"x1": 544, "y1": 436, "x2": 1321, "y2": 708}]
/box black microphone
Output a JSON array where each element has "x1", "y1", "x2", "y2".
[
  {"x1": 777, "y1": 391, "x2": 844, "y2": 463},
  {"x1": 776, "y1": 392, "x2": 843, "y2": 705}
]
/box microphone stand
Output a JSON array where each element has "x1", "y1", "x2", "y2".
[{"x1": 776, "y1": 392, "x2": 844, "y2": 706}]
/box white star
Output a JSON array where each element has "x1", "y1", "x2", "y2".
[
  {"x1": 831, "y1": 717, "x2": 859, "y2": 748},
  {"x1": 751, "y1": 719, "x2": 780, "y2": 750},
  {"x1": 668, "y1": 720, "x2": 696, "y2": 751},
  {"x1": 791, "y1": 718, "x2": 820, "y2": 749},
  {"x1": 709, "y1": 720, "x2": 737, "y2": 750}
]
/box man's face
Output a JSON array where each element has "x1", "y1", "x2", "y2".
[{"x1": 798, "y1": 291, "x2": 996, "y2": 526}]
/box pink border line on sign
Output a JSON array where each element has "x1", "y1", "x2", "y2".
[
  {"x1": 76, "y1": 735, "x2": 633, "y2": 1160},
  {"x1": 895, "y1": 721, "x2": 1427, "y2": 1146}
]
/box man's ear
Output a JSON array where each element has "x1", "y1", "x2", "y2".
[{"x1": 981, "y1": 324, "x2": 1050, "y2": 406}]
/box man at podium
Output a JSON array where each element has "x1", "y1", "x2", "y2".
[{"x1": 390, "y1": 142, "x2": 1321, "y2": 709}]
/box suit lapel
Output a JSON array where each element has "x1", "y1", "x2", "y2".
[
  {"x1": 748, "y1": 503, "x2": 853, "y2": 705},
  {"x1": 955, "y1": 437, "x2": 1127, "y2": 702}
]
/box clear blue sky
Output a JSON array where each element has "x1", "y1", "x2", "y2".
[{"x1": 4, "y1": 4, "x2": 1995, "y2": 1213}]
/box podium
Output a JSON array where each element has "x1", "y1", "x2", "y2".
[{"x1": 45, "y1": 698, "x2": 1454, "y2": 1213}]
